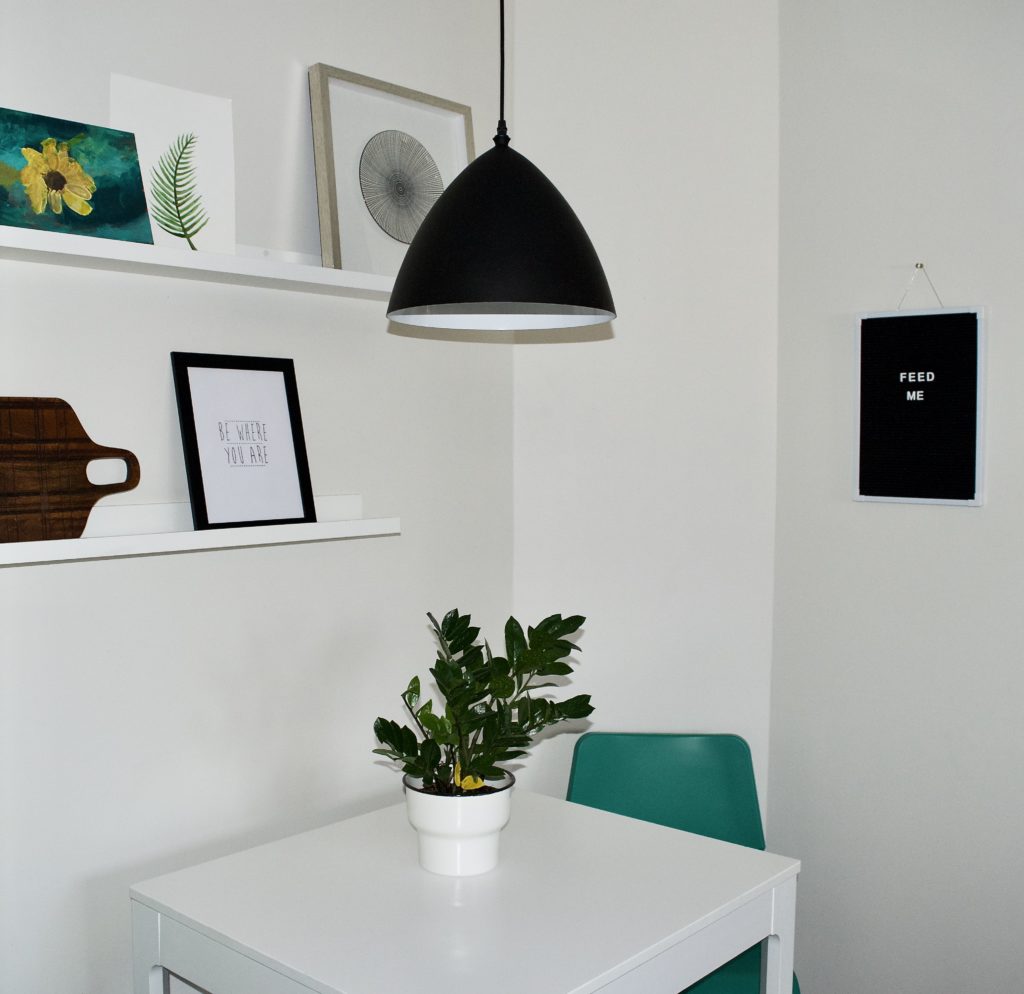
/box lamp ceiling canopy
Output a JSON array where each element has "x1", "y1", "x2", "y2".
[{"x1": 386, "y1": 0, "x2": 615, "y2": 333}]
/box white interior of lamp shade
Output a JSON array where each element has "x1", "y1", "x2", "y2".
[{"x1": 386, "y1": 302, "x2": 615, "y2": 331}]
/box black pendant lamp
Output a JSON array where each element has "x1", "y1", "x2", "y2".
[{"x1": 387, "y1": 0, "x2": 615, "y2": 331}]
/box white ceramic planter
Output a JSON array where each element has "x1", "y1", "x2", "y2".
[{"x1": 403, "y1": 773, "x2": 515, "y2": 876}]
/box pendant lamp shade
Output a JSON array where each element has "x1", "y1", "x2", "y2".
[{"x1": 386, "y1": 141, "x2": 615, "y2": 331}]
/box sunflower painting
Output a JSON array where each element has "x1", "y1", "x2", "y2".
[{"x1": 0, "y1": 106, "x2": 153, "y2": 243}]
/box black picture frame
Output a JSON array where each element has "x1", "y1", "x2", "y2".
[
  {"x1": 171, "y1": 352, "x2": 317, "y2": 529},
  {"x1": 856, "y1": 308, "x2": 983, "y2": 506}
]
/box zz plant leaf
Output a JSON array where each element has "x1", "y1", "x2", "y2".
[
  {"x1": 150, "y1": 132, "x2": 209, "y2": 250},
  {"x1": 373, "y1": 609, "x2": 593, "y2": 795}
]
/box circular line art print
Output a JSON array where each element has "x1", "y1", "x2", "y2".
[{"x1": 358, "y1": 130, "x2": 444, "y2": 244}]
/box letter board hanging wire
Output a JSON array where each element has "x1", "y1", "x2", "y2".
[{"x1": 895, "y1": 261, "x2": 944, "y2": 311}]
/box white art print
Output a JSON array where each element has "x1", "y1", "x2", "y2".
[
  {"x1": 171, "y1": 353, "x2": 315, "y2": 529},
  {"x1": 110, "y1": 74, "x2": 235, "y2": 253},
  {"x1": 309, "y1": 65, "x2": 473, "y2": 276}
]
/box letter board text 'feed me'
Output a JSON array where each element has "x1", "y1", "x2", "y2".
[{"x1": 857, "y1": 309, "x2": 982, "y2": 505}]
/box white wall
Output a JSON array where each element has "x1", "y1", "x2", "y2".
[
  {"x1": 511, "y1": 0, "x2": 781, "y2": 798},
  {"x1": 771, "y1": 2, "x2": 1024, "y2": 990},
  {"x1": 0, "y1": 4, "x2": 512, "y2": 993}
]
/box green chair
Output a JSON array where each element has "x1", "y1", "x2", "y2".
[{"x1": 566, "y1": 732, "x2": 799, "y2": 994}]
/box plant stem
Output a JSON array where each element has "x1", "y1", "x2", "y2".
[
  {"x1": 403, "y1": 692, "x2": 428, "y2": 740},
  {"x1": 170, "y1": 139, "x2": 196, "y2": 251},
  {"x1": 428, "y1": 612, "x2": 457, "y2": 666}
]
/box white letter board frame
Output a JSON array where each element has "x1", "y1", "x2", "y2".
[{"x1": 855, "y1": 307, "x2": 985, "y2": 506}]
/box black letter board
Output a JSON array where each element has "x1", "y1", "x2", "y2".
[{"x1": 857, "y1": 309, "x2": 983, "y2": 505}]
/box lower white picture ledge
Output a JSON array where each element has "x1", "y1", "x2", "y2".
[{"x1": 0, "y1": 495, "x2": 400, "y2": 567}]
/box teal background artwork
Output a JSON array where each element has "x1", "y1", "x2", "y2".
[{"x1": 0, "y1": 106, "x2": 153, "y2": 244}]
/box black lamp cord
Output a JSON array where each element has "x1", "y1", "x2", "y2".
[{"x1": 495, "y1": 0, "x2": 510, "y2": 146}]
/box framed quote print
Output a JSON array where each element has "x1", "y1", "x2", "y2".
[
  {"x1": 856, "y1": 308, "x2": 983, "y2": 506},
  {"x1": 171, "y1": 352, "x2": 316, "y2": 529}
]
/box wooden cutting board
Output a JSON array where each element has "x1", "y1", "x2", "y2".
[{"x1": 0, "y1": 397, "x2": 141, "y2": 543}]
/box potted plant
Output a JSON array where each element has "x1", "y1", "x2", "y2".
[{"x1": 373, "y1": 608, "x2": 593, "y2": 875}]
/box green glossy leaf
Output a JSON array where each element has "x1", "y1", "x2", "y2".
[
  {"x1": 557, "y1": 694, "x2": 594, "y2": 720},
  {"x1": 517, "y1": 698, "x2": 532, "y2": 726},
  {"x1": 448, "y1": 624, "x2": 480, "y2": 655},
  {"x1": 490, "y1": 674, "x2": 516, "y2": 698},
  {"x1": 505, "y1": 616, "x2": 527, "y2": 671},
  {"x1": 418, "y1": 708, "x2": 440, "y2": 735},
  {"x1": 421, "y1": 739, "x2": 441, "y2": 770},
  {"x1": 420, "y1": 709, "x2": 456, "y2": 744},
  {"x1": 515, "y1": 646, "x2": 541, "y2": 677},
  {"x1": 404, "y1": 675, "x2": 421, "y2": 708},
  {"x1": 559, "y1": 614, "x2": 586, "y2": 635},
  {"x1": 533, "y1": 660, "x2": 574, "y2": 677},
  {"x1": 534, "y1": 613, "x2": 585, "y2": 639},
  {"x1": 373, "y1": 717, "x2": 401, "y2": 751}
]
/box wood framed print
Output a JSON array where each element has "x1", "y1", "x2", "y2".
[
  {"x1": 308, "y1": 64, "x2": 473, "y2": 277},
  {"x1": 171, "y1": 352, "x2": 316, "y2": 530},
  {"x1": 856, "y1": 308, "x2": 984, "y2": 506}
]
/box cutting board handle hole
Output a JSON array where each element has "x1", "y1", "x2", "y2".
[{"x1": 86, "y1": 458, "x2": 130, "y2": 486}]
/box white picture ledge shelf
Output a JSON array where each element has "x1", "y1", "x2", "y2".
[
  {"x1": 0, "y1": 495, "x2": 400, "y2": 567},
  {"x1": 0, "y1": 227, "x2": 394, "y2": 298}
]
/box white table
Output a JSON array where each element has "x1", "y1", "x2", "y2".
[{"x1": 131, "y1": 791, "x2": 799, "y2": 994}]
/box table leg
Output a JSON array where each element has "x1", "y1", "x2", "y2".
[
  {"x1": 760, "y1": 876, "x2": 797, "y2": 994},
  {"x1": 131, "y1": 901, "x2": 166, "y2": 994}
]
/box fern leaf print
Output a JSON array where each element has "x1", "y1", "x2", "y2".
[{"x1": 150, "y1": 133, "x2": 209, "y2": 250}]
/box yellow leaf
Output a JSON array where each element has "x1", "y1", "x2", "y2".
[{"x1": 454, "y1": 762, "x2": 484, "y2": 791}]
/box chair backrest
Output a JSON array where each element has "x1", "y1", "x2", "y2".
[{"x1": 566, "y1": 732, "x2": 766, "y2": 851}]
